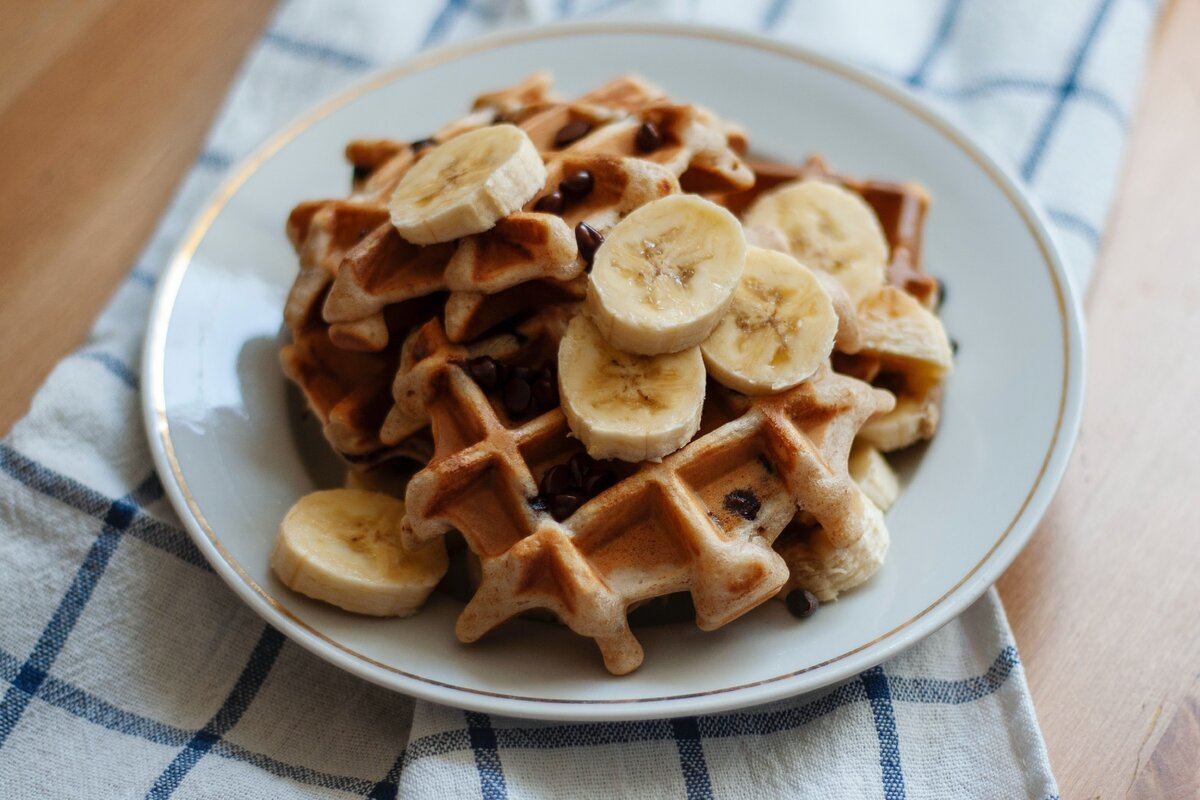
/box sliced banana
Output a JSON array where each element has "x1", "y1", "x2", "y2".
[
  {"x1": 848, "y1": 443, "x2": 899, "y2": 512},
  {"x1": 271, "y1": 489, "x2": 447, "y2": 617},
  {"x1": 858, "y1": 389, "x2": 941, "y2": 453},
  {"x1": 743, "y1": 179, "x2": 888, "y2": 303},
  {"x1": 388, "y1": 125, "x2": 546, "y2": 245},
  {"x1": 585, "y1": 194, "x2": 746, "y2": 355},
  {"x1": 701, "y1": 247, "x2": 837, "y2": 395},
  {"x1": 558, "y1": 314, "x2": 705, "y2": 462},
  {"x1": 856, "y1": 286, "x2": 953, "y2": 380},
  {"x1": 779, "y1": 497, "x2": 889, "y2": 602}
]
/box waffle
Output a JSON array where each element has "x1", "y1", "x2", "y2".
[
  {"x1": 275, "y1": 72, "x2": 951, "y2": 675},
  {"x1": 399, "y1": 319, "x2": 893, "y2": 674},
  {"x1": 317, "y1": 74, "x2": 750, "y2": 351},
  {"x1": 280, "y1": 198, "x2": 440, "y2": 465},
  {"x1": 380, "y1": 306, "x2": 575, "y2": 447}
]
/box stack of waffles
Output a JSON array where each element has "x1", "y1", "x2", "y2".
[{"x1": 272, "y1": 74, "x2": 953, "y2": 674}]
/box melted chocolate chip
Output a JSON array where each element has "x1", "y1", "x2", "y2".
[
  {"x1": 575, "y1": 222, "x2": 603, "y2": 265},
  {"x1": 559, "y1": 170, "x2": 594, "y2": 202},
  {"x1": 528, "y1": 495, "x2": 550, "y2": 514},
  {"x1": 936, "y1": 279, "x2": 947, "y2": 310},
  {"x1": 411, "y1": 137, "x2": 437, "y2": 152},
  {"x1": 950, "y1": 337, "x2": 960, "y2": 356},
  {"x1": 569, "y1": 452, "x2": 594, "y2": 481},
  {"x1": 534, "y1": 191, "x2": 565, "y2": 214},
  {"x1": 756, "y1": 454, "x2": 775, "y2": 475},
  {"x1": 509, "y1": 365, "x2": 534, "y2": 382},
  {"x1": 554, "y1": 119, "x2": 591, "y2": 148},
  {"x1": 352, "y1": 164, "x2": 371, "y2": 181},
  {"x1": 503, "y1": 377, "x2": 532, "y2": 416},
  {"x1": 635, "y1": 120, "x2": 663, "y2": 152},
  {"x1": 550, "y1": 492, "x2": 584, "y2": 521},
  {"x1": 723, "y1": 488, "x2": 761, "y2": 521},
  {"x1": 467, "y1": 356, "x2": 500, "y2": 390},
  {"x1": 532, "y1": 377, "x2": 558, "y2": 410},
  {"x1": 541, "y1": 464, "x2": 578, "y2": 496},
  {"x1": 583, "y1": 470, "x2": 616, "y2": 497},
  {"x1": 785, "y1": 589, "x2": 820, "y2": 619}
]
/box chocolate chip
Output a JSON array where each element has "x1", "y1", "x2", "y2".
[
  {"x1": 467, "y1": 356, "x2": 500, "y2": 390},
  {"x1": 936, "y1": 279, "x2": 947, "y2": 310},
  {"x1": 534, "y1": 191, "x2": 565, "y2": 214},
  {"x1": 550, "y1": 492, "x2": 584, "y2": 521},
  {"x1": 541, "y1": 464, "x2": 578, "y2": 496},
  {"x1": 559, "y1": 170, "x2": 594, "y2": 202},
  {"x1": 785, "y1": 589, "x2": 820, "y2": 619},
  {"x1": 352, "y1": 164, "x2": 371, "y2": 181},
  {"x1": 575, "y1": 222, "x2": 603, "y2": 265},
  {"x1": 509, "y1": 365, "x2": 534, "y2": 382},
  {"x1": 950, "y1": 337, "x2": 959, "y2": 356},
  {"x1": 532, "y1": 377, "x2": 558, "y2": 410},
  {"x1": 723, "y1": 488, "x2": 761, "y2": 521},
  {"x1": 583, "y1": 470, "x2": 616, "y2": 497},
  {"x1": 635, "y1": 120, "x2": 663, "y2": 152},
  {"x1": 411, "y1": 137, "x2": 437, "y2": 152},
  {"x1": 503, "y1": 377, "x2": 532, "y2": 415},
  {"x1": 554, "y1": 119, "x2": 592, "y2": 147},
  {"x1": 568, "y1": 452, "x2": 594, "y2": 482},
  {"x1": 528, "y1": 495, "x2": 549, "y2": 514}
]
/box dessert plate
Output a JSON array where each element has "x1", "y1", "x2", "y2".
[{"x1": 143, "y1": 23, "x2": 1084, "y2": 721}]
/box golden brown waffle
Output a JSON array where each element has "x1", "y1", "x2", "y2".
[
  {"x1": 280, "y1": 198, "x2": 441, "y2": 465},
  {"x1": 316, "y1": 74, "x2": 750, "y2": 350},
  {"x1": 380, "y1": 306, "x2": 575, "y2": 447},
  {"x1": 712, "y1": 154, "x2": 939, "y2": 309},
  {"x1": 399, "y1": 318, "x2": 893, "y2": 674}
]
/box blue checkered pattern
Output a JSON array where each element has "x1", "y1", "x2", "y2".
[{"x1": 0, "y1": 0, "x2": 1156, "y2": 796}]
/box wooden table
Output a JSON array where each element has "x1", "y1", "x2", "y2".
[{"x1": 2, "y1": 1, "x2": 1197, "y2": 795}]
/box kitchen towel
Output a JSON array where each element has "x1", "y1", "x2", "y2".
[{"x1": 0, "y1": 0, "x2": 1158, "y2": 797}]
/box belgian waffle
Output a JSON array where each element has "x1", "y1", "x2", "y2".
[
  {"x1": 317, "y1": 73, "x2": 749, "y2": 350},
  {"x1": 274, "y1": 72, "x2": 953, "y2": 676},
  {"x1": 399, "y1": 318, "x2": 893, "y2": 674}
]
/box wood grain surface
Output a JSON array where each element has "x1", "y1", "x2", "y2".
[{"x1": 0, "y1": 1, "x2": 1197, "y2": 796}]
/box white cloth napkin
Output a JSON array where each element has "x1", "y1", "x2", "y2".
[{"x1": 0, "y1": 0, "x2": 1158, "y2": 797}]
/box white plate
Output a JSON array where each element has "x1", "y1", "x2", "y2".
[{"x1": 143, "y1": 23, "x2": 1084, "y2": 721}]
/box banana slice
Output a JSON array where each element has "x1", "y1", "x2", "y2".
[
  {"x1": 848, "y1": 443, "x2": 899, "y2": 512},
  {"x1": 701, "y1": 247, "x2": 838, "y2": 395},
  {"x1": 585, "y1": 194, "x2": 746, "y2": 355},
  {"x1": 858, "y1": 389, "x2": 941, "y2": 453},
  {"x1": 388, "y1": 125, "x2": 546, "y2": 245},
  {"x1": 857, "y1": 286, "x2": 953, "y2": 380},
  {"x1": 779, "y1": 497, "x2": 889, "y2": 602},
  {"x1": 558, "y1": 314, "x2": 705, "y2": 462},
  {"x1": 271, "y1": 489, "x2": 447, "y2": 617},
  {"x1": 743, "y1": 179, "x2": 888, "y2": 303}
]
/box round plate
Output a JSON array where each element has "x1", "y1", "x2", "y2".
[{"x1": 143, "y1": 23, "x2": 1084, "y2": 721}]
